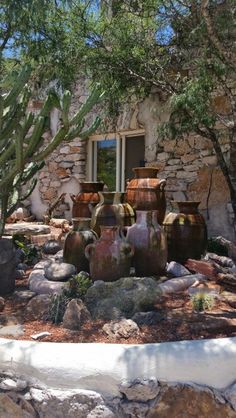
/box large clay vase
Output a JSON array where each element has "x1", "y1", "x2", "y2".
[
  {"x1": 63, "y1": 218, "x2": 97, "y2": 273},
  {"x1": 0, "y1": 238, "x2": 16, "y2": 295},
  {"x1": 91, "y1": 192, "x2": 135, "y2": 236},
  {"x1": 126, "y1": 210, "x2": 167, "y2": 276},
  {"x1": 85, "y1": 226, "x2": 134, "y2": 282},
  {"x1": 126, "y1": 167, "x2": 167, "y2": 224},
  {"x1": 163, "y1": 201, "x2": 208, "y2": 263},
  {"x1": 70, "y1": 182, "x2": 104, "y2": 218}
]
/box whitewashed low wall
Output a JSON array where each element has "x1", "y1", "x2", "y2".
[{"x1": 1, "y1": 337, "x2": 236, "y2": 397}]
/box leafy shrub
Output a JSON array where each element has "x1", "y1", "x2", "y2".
[
  {"x1": 191, "y1": 292, "x2": 215, "y2": 312},
  {"x1": 48, "y1": 271, "x2": 92, "y2": 324},
  {"x1": 13, "y1": 234, "x2": 40, "y2": 265},
  {"x1": 207, "y1": 238, "x2": 228, "y2": 256}
]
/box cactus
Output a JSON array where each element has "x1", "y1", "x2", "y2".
[{"x1": 0, "y1": 66, "x2": 104, "y2": 236}]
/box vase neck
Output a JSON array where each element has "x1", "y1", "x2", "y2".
[
  {"x1": 100, "y1": 226, "x2": 120, "y2": 240},
  {"x1": 133, "y1": 167, "x2": 159, "y2": 179},
  {"x1": 136, "y1": 210, "x2": 153, "y2": 225},
  {"x1": 99, "y1": 192, "x2": 122, "y2": 205},
  {"x1": 175, "y1": 201, "x2": 200, "y2": 214},
  {"x1": 72, "y1": 217, "x2": 91, "y2": 231}
]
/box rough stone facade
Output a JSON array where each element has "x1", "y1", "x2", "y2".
[
  {"x1": 29, "y1": 82, "x2": 235, "y2": 241},
  {"x1": 0, "y1": 372, "x2": 236, "y2": 417}
]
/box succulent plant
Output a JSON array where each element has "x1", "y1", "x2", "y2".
[{"x1": 0, "y1": 65, "x2": 104, "y2": 236}]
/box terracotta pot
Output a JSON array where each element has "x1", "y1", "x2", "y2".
[
  {"x1": 125, "y1": 167, "x2": 166, "y2": 224},
  {"x1": 85, "y1": 226, "x2": 134, "y2": 281},
  {"x1": 126, "y1": 210, "x2": 167, "y2": 276},
  {"x1": 91, "y1": 192, "x2": 135, "y2": 236},
  {"x1": 63, "y1": 218, "x2": 97, "y2": 273},
  {"x1": 163, "y1": 201, "x2": 208, "y2": 263},
  {"x1": 70, "y1": 182, "x2": 104, "y2": 218}
]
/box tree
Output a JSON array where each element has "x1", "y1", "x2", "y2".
[{"x1": 62, "y1": 1, "x2": 236, "y2": 221}]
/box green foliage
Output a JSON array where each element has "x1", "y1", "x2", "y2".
[
  {"x1": 12, "y1": 234, "x2": 40, "y2": 265},
  {"x1": 207, "y1": 238, "x2": 228, "y2": 257},
  {"x1": 64, "y1": 272, "x2": 93, "y2": 300},
  {"x1": 48, "y1": 271, "x2": 92, "y2": 324},
  {"x1": 0, "y1": 65, "x2": 104, "y2": 236},
  {"x1": 191, "y1": 292, "x2": 215, "y2": 312}
]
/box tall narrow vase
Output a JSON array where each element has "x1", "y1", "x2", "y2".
[
  {"x1": 126, "y1": 167, "x2": 166, "y2": 224},
  {"x1": 163, "y1": 201, "x2": 208, "y2": 263},
  {"x1": 63, "y1": 218, "x2": 97, "y2": 273},
  {"x1": 126, "y1": 210, "x2": 167, "y2": 276}
]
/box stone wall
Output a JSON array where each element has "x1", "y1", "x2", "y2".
[
  {"x1": 1, "y1": 372, "x2": 236, "y2": 417},
  {"x1": 29, "y1": 82, "x2": 235, "y2": 241}
]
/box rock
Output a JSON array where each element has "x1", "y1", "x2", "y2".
[
  {"x1": 132, "y1": 311, "x2": 164, "y2": 326},
  {"x1": 0, "y1": 296, "x2": 5, "y2": 311},
  {"x1": 146, "y1": 384, "x2": 236, "y2": 418},
  {"x1": 213, "y1": 236, "x2": 236, "y2": 262},
  {"x1": 26, "y1": 295, "x2": 51, "y2": 320},
  {"x1": 0, "y1": 378, "x2": 27, "y2": 391},
  {"x1": 218, "y1": 272, "x2": 236, "y2": 287},
  {"x1": 15, "y1": 248, "x2": 25, "y2": 264},
  {"x1": 62, "y1": 299, "x2": 91, "y2": 330},
  {"x1": 4, "y1": 223, "x2": 50, "y2": 236},
  {"x1": 31, "y1": 331, "x2": 51, "y2": 340},
  {"x1": 205, "y1": 252, "x2": 235, "y2": 268},
  {"x1": 220, "y1": 291, "x2": 236, "y2": 308},
  {"x1": 15, "y1": 269, "x2": 26, "y2": 279},
  {"x1": 185, "y1": 259, "x2": 219, "y2": 279},
  {"x1": 49, "y1": 218, "x2": 69, "y2": 229},
  {"x1": 166, "y1": 261, "x2": 191, "y2": 277},
  {"x1": 85, "y1": 277, "x2": 163, "y2": 320},
  {"x1": 17, "y1": 263, "x2": 28, "y2": 271},
  {"x1": 15, "y1": 207, "x2": 30, "y2": 221},
  {"x1": 13, "y1": 290, "x2": 36, "y2": 302},
  {"x1": 0, "y1": 325, "x2": 24, "y2": 337},
  {"x1": 102, "y1": 319, "x2": 140, "y2": 340},
  {"x1": 29, "y1": 267, "x2": 65, "y2": 295},
  {"x1": 30, "y1": 387, "x2": 106, "y2": 418},
  {"x1": 0, "y1": 393, "x2": 30, "y2": 418},
  {"x1": 224, "y1": 383, "x2": 236, "y2": 411},
  {"x1": 87, "y1": 405, "x2": 116, "y2": 417},
  {"x1": 158, "y1": 274, "x2": 206, "y2": 295},
  {"x1": 119, "y1": 400, "x2": 149, "y2": 417},
  {"x1": 42, "y1": 240, "x2": 62, "y2": 255},
  {"x1": 119, "y1": 378, "x2": 160, "y2": 401},
  {"x1": 44, "y1": 262, "x2": 76, "y2": 281}
]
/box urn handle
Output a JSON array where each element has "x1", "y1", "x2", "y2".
[
  {"x1": 70, "y1": 193, "x2": 76, "y2": 203},
  {"x1": 159, "y1": 179, "x2": 166, "y2": 190},
  {"x1": 85, "y1": 243, "x2": 95, "y2": 260}
]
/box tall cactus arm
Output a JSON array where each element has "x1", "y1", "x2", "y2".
[
  {"x1": 24, "y1": 116, "x2": 46, "y2": 159},
  {"x1": 32, "y1": 126, "x2": 68, "y2": 162},
  {"x1": 79, "y1": 117, "x2": 101, "y2": 139},
  {"x1": 3, "y1": 65, "x2": 31, "y2": 107},
  {"x1": 0, "y1": 96, "x2": 3, "y2": 132},
  {"x1": 70, "y1": 87, "x2": 104, "y2": 127},
  {"x1": 15, "y1": 125, "x2": 24, "y2": 171}
]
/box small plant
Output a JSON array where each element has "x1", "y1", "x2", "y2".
[
  {"x1": 13, "y1": 234, "x2": 40, "y2": 265},
  {"x1": 191, "y1": 292, "x2": 215, "y2": 312},
  {"x1": 48, "y1": 271, "x2": 92, "y2": 324},
  {"x1": 64, "y1": 271, "x2": 92, "y2": 300},
  {"x1": 48, "y1": 293, "x2": 69, "y2": 324}
]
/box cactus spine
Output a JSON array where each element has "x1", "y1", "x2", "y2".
[{"x1": 0, "y1": 66, "x2": 104, "y2": 236}]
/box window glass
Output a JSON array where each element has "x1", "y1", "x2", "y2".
[{"x1": 97, "y1": 139, "x2": 116, "y2": 190}]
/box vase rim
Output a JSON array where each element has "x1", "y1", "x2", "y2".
[{"x1": 72, "y1": 217, "x2": 92, "y2": 222}]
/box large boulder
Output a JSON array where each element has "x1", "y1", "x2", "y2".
[{"x1": 85, "y1": 277, "x2": 162, "y2": 320}]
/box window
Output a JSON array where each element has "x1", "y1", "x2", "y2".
[{"x1": 87, "y1": 131, "x2": 145, "y2": 191}]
